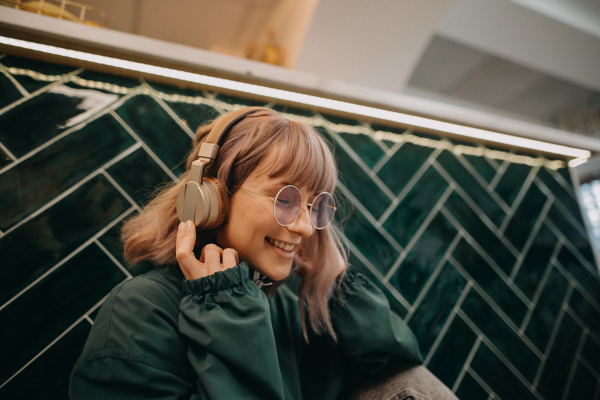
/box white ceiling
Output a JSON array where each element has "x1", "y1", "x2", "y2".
[{"x1": 80, "y1": 0, "x2": 600, "y2": 137}]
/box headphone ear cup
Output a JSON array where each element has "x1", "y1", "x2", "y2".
[{"x1": 202, "y1": 177, "x2": 229, "y2": 230}]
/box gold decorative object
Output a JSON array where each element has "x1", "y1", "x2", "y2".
[
  {"x1": 246, "y1": 29, "x2": 285, "y2": 67},
  {"x1": 1, "y1": 0, "x2": 107, "y2": 27}
]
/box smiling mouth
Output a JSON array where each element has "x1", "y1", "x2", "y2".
[{"x1": 266, "y1": 237, "x2": 296, "y2": 252}]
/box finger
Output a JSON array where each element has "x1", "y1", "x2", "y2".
[
  {"x1": 175, "y1": 221, "x2": 204, "y2": 280},
  {"x1": 222, "y1": 248, "x2": 239, "y2": 270},
  {"x1": 203, "y1": 244, "x2": 223, "y2": 275}
]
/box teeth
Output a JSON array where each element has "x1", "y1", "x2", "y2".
[{"x1": 268, "y1": 238, "x2": 295, "y2": 252}]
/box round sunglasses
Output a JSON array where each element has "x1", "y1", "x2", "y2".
[{"x1": 235, "y1": 185, "x2": 336, "y2": 230}]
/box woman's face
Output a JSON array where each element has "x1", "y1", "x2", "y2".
[{"x1": 216, "y1": 154, "x2": 316, "y2": 281}]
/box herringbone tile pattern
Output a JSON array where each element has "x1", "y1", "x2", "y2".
[{"x1": 1, "y1": 54, "x2": 600, "y2": 399}]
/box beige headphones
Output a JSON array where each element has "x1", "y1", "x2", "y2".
[{"x1": 176, "y1": 107, "x2": 267, "y2": 230}]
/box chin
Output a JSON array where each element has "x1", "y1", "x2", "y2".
[{"x1": 261, "y1": 263, "x2": 293, "y2": 282}]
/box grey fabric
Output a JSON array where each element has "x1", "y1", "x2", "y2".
[{"x1": 349, "y1": 365, "x2": 459, "y2": 400}]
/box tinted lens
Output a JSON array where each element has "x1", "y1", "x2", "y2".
[
  {"x1": 311, "y1": 192, "x2": 335, "y2": 229},
  {"x1": 274, "y1": 185, "x2": 302, "y2": 225}
]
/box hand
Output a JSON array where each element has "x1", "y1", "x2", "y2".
[{"x1": 176, "y1": 221, "x2": 239, "y2": 280}]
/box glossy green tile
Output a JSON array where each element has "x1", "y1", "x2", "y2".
[
  {"x1": 348, "y1": 251, "x2": 408, "y2": 318},
  {"x1": 0, "y1": 54, "x2": 77, "y2": 94},
  {"x1": 0, "y1": 146, "x2": 12, "y2": 168},
  {"x1": 0, "y1": 244, "x2": 126, "y2": 383},
  {"x1": 524, "y1": 268, "x2": 569, "y2": 352},
  {"x1": 427, "y1": 315, "x2": 477, "y2": 389},
  {"x1": 504, "y1": 183, "x2": 548, "y2": 251},
  {"x1": 383, "y1": 166, "x2": 449, "y2": 248},
  {"x1": 546, "y1": 203, "x2": 589, "y2": 247},
  {"x1": 106, "y1": 147, "x2": 171, "y2": 207},
  {"x1": 333, "y1": 135, "x2": 392, "y2": 220},
  {"x1": 451, "y1": 238, "x2": 527, "y2": 324},
  {"x1": 0, "y1": 90, "x2": 90, "y2": 157},
  {"x1": 470, "y1": 342, "x2": 538, "y2": 400},
  {"x1": 344, "y1": 209, "x2": 400, "y2": 274},
  {"x1": 462, "y1": 154, "x2": 497, "y2": 183},
  {"x1": 557, "y1": 245, "x2": 600, "y2": 296},
  {"x1": 0, "y1": 72, "x2": 24, "y2": 109},
  {"x1": 513, "y1": 223, "x2": 559, "y2": 299},
  {"x1": 436, "y1": 150, "x2": 506, "y2": 227},
  {"x1": 377, "y1": 143, "x2": 434, "y2": 195},
  {"x1": 390, "y1": 212, "x2": 458, "y2": 303},
  {"x1": 537, "y1": 312, "x2": 582, "y2": 399},
  {"x1": 537, "y1": 167, "x2": 581, "y2": 218},
  {"x1": 97, "y1": 216, "x2": 155, "y2": 277},
  {"x1": 0, "y1": 113, "x2": 135, "y2": 231},
  {"x1": 455, "y1": 371, "x2": 490, "y2": 400},
  {"x1": 444, "y1": 191, "x2": 517, "y2": 275},
  {"x1": 494, "y1": 162, "x2": 532, "y2": 206},
  {"x1": 0, "y1": 174, "x2": 130, "y2": 303},
  {"x1": 569, "y1": 288, "x2": 600, "y2": 336},
  {"x1": 338, "y1": 132, "x2": 385, "y2": 169},
  {"x1": 462, "y1": 290, "x2": 540, "y2": 382},
  {"x1": 115, "y1": 94, "x2": 193, "y2": 176},
  {"x1": 0, "y1": 320, "x2": 91, "y2": 400},
  {"x1": 407, "y1": 262, "x2": 466, "y2": 355},
  {"x1": 566, "y1": 361, "x2": 599, "y2": 400},
  {"x1": 581, "y1": 338, "x2": 600, "y2": 378}
]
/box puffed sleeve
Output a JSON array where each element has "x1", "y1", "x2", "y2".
[
  {"x1": 331, "y1": 266, "x2": 423, "y2": 374},
  {"x1": 179, "y1": 262, "x2": 287, "y2": 399}
]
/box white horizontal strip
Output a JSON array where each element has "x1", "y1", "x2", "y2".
[{"x1": 0, "y1": 36, "x2": 590, "y2": 160}]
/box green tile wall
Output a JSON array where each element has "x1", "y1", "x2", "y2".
[{"x1": 1, "y1": 53, "x2": 600, "y2": 399}]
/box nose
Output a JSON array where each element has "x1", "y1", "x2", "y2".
[{"x1": 286, "y1": 204, "x2": 314, "y2": 238}]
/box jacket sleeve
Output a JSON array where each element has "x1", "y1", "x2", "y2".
[
  {"x1": 330, "y1": 266, "x2": 423, "y2": 375},
  {"x1": 70, "y1": 263, "x2": 286, "y2": 400},
  {"x1": 178, "y1": 262, "x2": 286, "y2": 400}
]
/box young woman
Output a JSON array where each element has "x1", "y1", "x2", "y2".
[{"x1": 69, "y1": 107, "x2": 455, "y2": 399}]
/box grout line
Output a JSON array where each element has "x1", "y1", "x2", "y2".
[
  {"x1": 433, "y1": 160, "x2": 520, "y2": 258},
  {"x1": 561, "y1": 328, "x2": 588, "y2": 400},
  {"x1": 378, "y1": 149, "x2": 442, "y2": 225},
  {"x1": 510, "y1": 196, "x2": 554, "y2": 280},
  {"x1": 534, "y1": 283, "x2": 575, "y2": 388},
  {"x1": 94, "y1": 239, "x2": 133, "y2": 279},
  {"x1": 553, "y1": 259, "x2": 600, "y2": 313},
  {"x1": 371, "y1": 140, "x2": 404, "y2": 174},
  {"x1": 451, "y1": 332, "x2": 481, "y2": 393},
  {"x1": 2, "y1": 144, "x2": 141, "y2": 237},
  {"x1": 488, "y1": 158, "x2": 511, "y2": 191},
  {"x1": 0, "y1": 140, "x2": 17, "y2": 161},
  {"x1": 101, "y1": 170, "x2": 142, "y2": 212},
  {"x1": 110, "y1": 109, "x2": 179, "y2": 182},
  {"x1": 565, "y1": 306, "x2": 600, "y2": 345},
  {"x1": 336, "y1": 182, "x2": 404, "y2": 254},
  {"x1": 534, "y1": 177, "x2": 588, "y2": 238},
  {"x1": 459, "y1": 309, "x2": 544, "y2": 398},
  {"x1": 0, "y1": 291, "x2": 116, "y2": 389},
  {"x1": 344, "y1": 236, "x2": 411, "y2": 310},
  {"x1": 423, "y1": 280, "x2": 472, "y2": 366},
  {"x1": 454, "y1": 151, "x2": 510, "y2": 213},
  {"x1": 447, "y1": 254, "x2": 544, "y2": 358},
  {"x1": 499, "y1": 165, "x2": 540, "y2": 233},
  {"x1": 520, "y1": 240, "x2": 565, "y2": 332},
  {"x1": 548, "y1": 166, "x2": 579, "y2": 199},
  {"x1": 385, "y1": 184, "x2": 454, "y2": 279},
  {"x1": 84, "y1": 315, "x2": 94, "y2": 325},
  {"x1": 0, "y1": 68, "x2": 84, "y2": 116},
  {"x1": 403, "y1": 233, "x2": 462, "y2": 321},
  {"x1": 0, "y1": 207, "x2": 135, "y2": 313},
  {"x1": 560, "y1": 237, "x2": 600, "y2": 281},
  {"x1": 578, "y1": 353, "x2": 600, "y2": 382},
  {"x1": 441, "y1": 206, "x2": 532, "y2": 307},
  {"x1": 466, "y1": 367, "x2": 499, "y2": 399},
  {"x1": 325, "y1": 125, "x2": 397, "y2": 202},
  {"x1": 0, "y1": 63, "x2": 29, "y2": 96},
  {"x1": 142, "y1": 81, "x2": 196, "y2": 140}
]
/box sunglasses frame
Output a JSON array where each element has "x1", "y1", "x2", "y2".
[{"x1": 235, "y1": 185, "x2": 336, "y2": 230}]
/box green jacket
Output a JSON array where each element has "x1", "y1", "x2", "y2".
[{"x1": 69, "y1": 262, "x2": 422, "y2": 399}]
